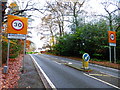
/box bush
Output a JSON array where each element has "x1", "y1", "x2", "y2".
[
  {"x1": 52, "y1": 20, "x2": 119, "y2": 61},
  {"x1": 2, "y1": 40, "x2": 23, "y2": 64},
  {"x1": 2, "y1": 41, "x2": 8, "y2": 64}
]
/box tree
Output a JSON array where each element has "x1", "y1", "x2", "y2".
[
  {"x1": 42, "y1": 14, "x2": 57, "y2": 45},
  {"x1": 41, "y1": 14, "x2": 58, "y2": 50},
  {"x1": 8, "y1": 0, "x2": 43, "y2": 16},
  {"x1": 44, "y1": 1, "x2": 67, "y2": 36},
  {"x1": 53, "y1": 19, "x2": 109, "y2": 59},
  {"x1": 63, "y1": 0, "x2": 87, "y2": 33},
  {"x1": 95, "y1": 0, "x2": 120, "y2": 32}
]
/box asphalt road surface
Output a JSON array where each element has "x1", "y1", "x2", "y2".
[{"x1": 30, "y1": 54, "x2": 120, "y2": 89}]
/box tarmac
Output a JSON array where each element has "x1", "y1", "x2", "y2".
[
  {"x1": 17, "y1": 54, "x2": 120, "y2": 89},
  {"x1": 18, "y1": 55, "x2": 45, "y2": 88}
]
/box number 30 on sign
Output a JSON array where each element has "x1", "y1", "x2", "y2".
[
  {"x1": 12, "y1": 19, "x2": 24, "y2": 31},
  {"x1": 7, "y1": 15, "x2": 28, "y2": 35}
]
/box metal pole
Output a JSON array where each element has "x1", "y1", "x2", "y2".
[
  {"x1": 5, "y1": 39, "x2": 10, "y2": 73},
  {"x1": 7, "y1": 39, "x2": 10, "y2": 66},
  {"x1": 23, "y1": 39, "x2": 26, "y2": 73},
  {"x1": 114, "y1": 46, "x2": 116, "y2": 63},
  {"x1": 109, "y1": 46, "x2": 111, "y2": 63}
]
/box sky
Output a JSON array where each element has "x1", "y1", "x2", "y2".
[{"x1": 7, "y1": 0, "x2": 119, "y2": 51}]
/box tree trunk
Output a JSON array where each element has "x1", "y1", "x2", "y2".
[
  {"x1": 58, "y1": 23, "x2": 62, "y2": 36},
  {"x1": 109, "y1": 15, "x2": 113, "y2": 31},
  {"x1": 73, "y1": 2, "x2": 78, "y2": 32},
  {"x1": 61, "y1": 21, "x2": 64, "y2": 36},
  {"x1": 0, "y1": 1, "x2": 2, "y2": 67}
]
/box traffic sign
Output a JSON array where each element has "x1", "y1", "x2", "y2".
[
  {"x1": 8, "y1": 34, "x2": 26, "y2": 39},
  {"x1": 108, "y1": 31, "x2": 116, "y2": 46},
  {"x1": 110, "y1": 33, "x2": 114, "y2": 41},
  {"x1": 7, "y1": 15, "x2": 28, "y2": 34},
  {"x1": 82, "y1": 53, "x2": 90, "y2": 62},
  {"x1": 82, "y1": 53, "x2": 90, "y2": 69},
  {"x1": 12, "y1": 19, "x2": 24, "y2": 31},
  {"x1": 108, "y1": 31, "x2": 116, "y2": 43}
]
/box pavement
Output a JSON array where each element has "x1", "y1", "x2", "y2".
[{"x1": 18, "y1": 55, "x2": 45, "y2": 88}]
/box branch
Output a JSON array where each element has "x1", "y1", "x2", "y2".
[
  {"x1": 94, "y1": 15, "x2": 109, "y2": 20},
  {"x1": 115, "y1": 24, "x2": 120, "y2": 32},
  {"x1": 104, "y1": 7, "x2": 111, "y2": 16},
  {"x1": 11, "y1": 8, "x2": 44, "y2": 15},
  {"x1": 111, "y1": 8, "x2": 120, "y2": 14},
  {"x1": 24, "y1": 0, "x2": 31, "y2": 10}
]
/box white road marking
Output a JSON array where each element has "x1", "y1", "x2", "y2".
[
  {"x1": 61, "y1": 60, "x2": 65, "y2": 62},
  {"x1": 89, "y1": 63, "x2": 120, "y2": 78},
  {"x1": 84, "y1": 73, "x2": 120, "y2": 89},
  {"x1": 61, "y1": 60, "x2": 69, "y2": 63},
  {"x1": 68, "y1": 62, "x2": 72, "y2": 64},
  {"x1": 53, "y1": 61, "x2": 61, "y2": 65},
  {"x1": 30, "y1": 55, "x2": 56, "y2": 89},
  {"x1": 99, "y1": 71, "x2": 120, "y2": 79},
  {"x1": 39, "y1": 54, "x2": 120, "y2": 83},
  {"x1": 91, "y1": 64, "x2": 119, "y2": 72}
]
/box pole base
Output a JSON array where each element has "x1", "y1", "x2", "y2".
[{"x1": 3, "y1": 66, "x2": 8, "y2": 74}]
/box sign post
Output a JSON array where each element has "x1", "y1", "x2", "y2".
[
  {"x1": 109, "y1": 46, "x2": 112, "y2": 63},
  {"x1": 108, "y1": 31, "x2": 116, "y2": 63},
  {"x1": 3, "y1": 39, "x2": 10, "y2": 73},
  {"x1": 4, "y1": 15, "x2": 28, "y2": 73},
  {"x1": 23, "y1": 39, "x2": 26, "y2": 72},
  {"x1": 114, "y1": 47, "x2": 116, "y2": 63}
]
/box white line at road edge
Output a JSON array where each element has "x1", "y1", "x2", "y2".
[
  {"x1": 30, "y1": 55, "x2": 56, "y2": 89},
  {"x1": 90, "y1": 63, "x2": 119, "y2": 72},
  {"x1": 83, "y1": 73, "x2": 120, "y2": 89}
]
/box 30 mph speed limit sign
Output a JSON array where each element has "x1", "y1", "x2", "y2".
[
  {"x1": 110, "y1": 33, "x2": 115, "y2": 41},
  {"x1": 7, "y1": 15, "x2": 28, "y2": 34},
  {"x1": 12, "y1": 19, "x2": 24, "y2": 31},
  {"x1": 108, "y1": 31, "x2": 116, "y2": 46}
]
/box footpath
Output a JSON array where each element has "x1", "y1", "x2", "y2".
[
  {"x1": 18, "y1": 55, "x2": 44, "y2": 88},
  {"x1": 0, "y1": 54, "x2": 44, "y2": 89}
]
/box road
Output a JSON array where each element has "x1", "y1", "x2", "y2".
[{"x1": 30, "y1": 54, "x2": 120, "y2": 89}]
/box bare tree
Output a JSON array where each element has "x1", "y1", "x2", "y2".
[
  {"x1": 43, "y1": 0, "x2": 86, "y2": 36},
  {"x1": 44, "y1": 1, "x2": 66, "y2": 36},
  {"x1": 95, "y1": 0, "x2": 120, "y2": 32},
  {"x1": 42, "y1": 14, "x2": 57, "y2": 45},
  {"x1": 8, "y1": 0, "x2": 44, "y2": 16}
]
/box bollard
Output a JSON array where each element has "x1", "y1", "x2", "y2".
[{"x1": 82, "y1": 53, "x2": 90, "y2": 69}]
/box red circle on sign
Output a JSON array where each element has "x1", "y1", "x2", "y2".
[
  {"x1": 110, "y1": 33, "x2": 115, "y2": 41},
  {"x1": 11, "y1": 19, "x2": 24, "y2": 31}
]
